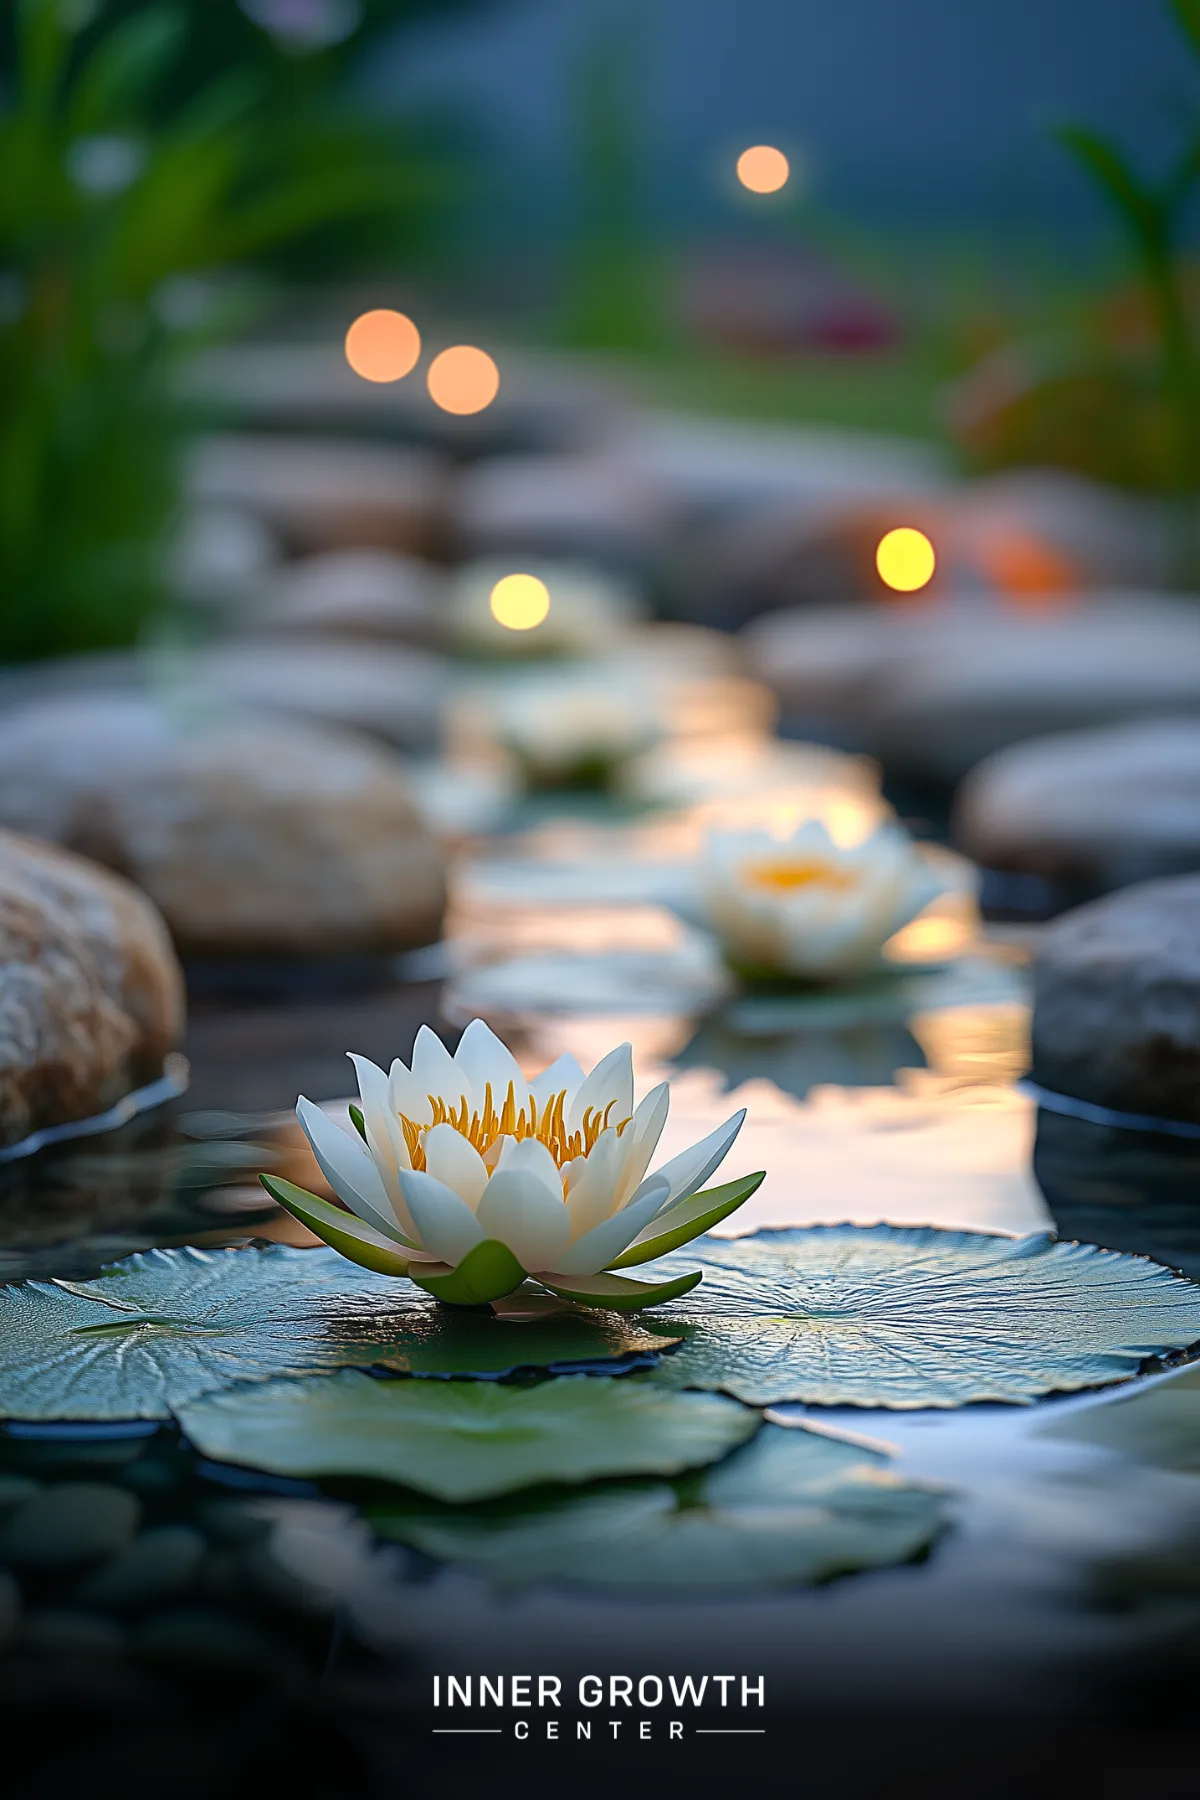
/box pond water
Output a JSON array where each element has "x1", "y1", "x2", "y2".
[{"x1": 2, "y1": 931, "x2": 1199, "y2": 1799}]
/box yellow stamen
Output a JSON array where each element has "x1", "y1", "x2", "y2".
[
  {"x1": 741, "y1": 855, "x2": 856, "y2": 894},
  {"x1": 400, "y1": 1086, "x2": 630, "y2": 1175}
]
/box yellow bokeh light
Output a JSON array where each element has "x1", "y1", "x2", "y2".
[
  {"x1": 344, "y1": 309, "x2": 421, "y2": 383},
  {"x1": 489, "y1": 573, "x2": 551, "y2": 631},
  {"x1": 736, "y1": 145, "x2": 790, "y2": 194},
  {"x1": 427, "y1": 345, "x2": 500, "y2": 415},
  {"x1": 876, "y1": 527, "x2": 937, "y2": 593}
]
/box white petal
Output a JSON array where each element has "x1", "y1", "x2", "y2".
[
  {"x1": 296, "y1": 1097, "x2": 409, "y2": 1243},
  {"x1": 388, "y1": 1057, "x2": 433, "y2": 1128},
  {"x1": 397, "y1": 1168, "x2": 485, "y2": 1265},
  {"x1": 422, "y1": 1122, "x2": 489, "y2": 1210},
  {"x1": 614, "y1": 1082, "x2": 669, "y2": 1206},
  {"x1": 452, "y1": 1018, "x2": 529, "y2": 1113},
  {"x1": 530, "y1": 1052, "x2": 585, "y2": 1110},
  {"x1": 544, "y1": 1176, "x2": 670, "y2": 1277},
  {"x1": 348, "y1": 1054, "x2": 416, "y2": 1235},
  {"x1": 563, "y1": 1127, "x2": 624, "y2": 1240},
  {"x1": 475, "y1": 1169, "x2": 571, "y2": 1271},
  {"x1": 567, "y1": 1043, "x2": 634, "y2": 1135},
  {"x1": 495, "y1": 1134, "x2": 564, "y2": 1197},
  {"x1": 411, "y1": 1024, "x2": 470, "y2": 1112},
  {"x1": 651, "y1": 1109, "x2": 746, "y2": 1206}
]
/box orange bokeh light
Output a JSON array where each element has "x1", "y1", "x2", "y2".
[
  {"x1": 736, "y1": 145, "x2": 790, "y2": 194},
  {"x1": 344, "y1": 309, "x2": 421, "y2": 383},
  {"x1": 427, "y1": 345, "x2": 500, "y2": 415}
]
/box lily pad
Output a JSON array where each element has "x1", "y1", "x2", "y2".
[
  {"x1": 1037, "y1": 1359, "x2": 1200, "y2": 1469},
  {"x1": 0, "y1": 1246, "x2": 681, "y2": 1422},
  {"x1": 647, "y1": 1226, "x2": 1200, "y2": 1409},
  {"x1": 369, "y1": 1421, "x2": 945, "y2": 1590},
  {"x1": 175, "y1": 1371, "x2": 758, "y2": 1501}
]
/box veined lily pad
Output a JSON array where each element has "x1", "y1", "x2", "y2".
[
  {"x1": 369, "y1": 1421, "x2": 946, "y2": 1590},
  {"x1": 0, "y1": 1247, "x2": 681, "y2": 1422},
  {"x1": 647, "y1": 1226, "x2": 1200, "y2": 1409},
  {"x1": 1037, "y1": 1359, "x2": 1200, "y2": 1469},
  {"x1": 175, "y1": 1371, "x2": 758, "y2": 1501}
]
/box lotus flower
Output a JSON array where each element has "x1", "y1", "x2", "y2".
[
  {"x1": 261, "y1": 1020, "x2": 762, "y2": 1309},
  {"x1": 700, "y1": 817, "x2": 948, "y2": 983}
]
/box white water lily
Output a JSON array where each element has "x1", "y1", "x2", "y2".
[
  {"x1": 450, "y1": 668, "x2": 658, "y2": 791},
  {"x1": 700, "y1": 817, "x2": 948, "y2": 983},
  {"x1": 262, "y1": 1020, "x2": 761, "y2": 1309}
]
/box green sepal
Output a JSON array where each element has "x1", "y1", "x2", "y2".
[
  {"x1": 537, "y1": 1268, "x2": 704, "y2": 1311},
  {"x1": 348, "y1": 1104, "x2": 368, "y2": 1143},
  {"x1": 609, "y1": 1172, "x2": 766, "y2": 1269},
  {"x1": 410, "y1": 1240, "x2": 528, "y2": 1307},
  {"x1": 259, "y1": 1175, "x2": 414, "y2": 1279}
]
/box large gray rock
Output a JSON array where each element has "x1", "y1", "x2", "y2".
[
  {"x1": 203, "y1": 639, "x2": 445, "y2": 750},
  {"x1": 687, "y1": 467, "x2": 1164, "y2": 629},
  {"x1": 186, "y1": 433, "x2": 445, "y2": 556},
  {"x1": 0, "y1": 699, "x2": 446, "y2": 959},
  {"x1": 0, "y1": 1483, "x2": 141, "y2": 1571},
  {"x1": 746, "y1": 595, "x2": 1200, "y2": 780},
  {"x1": 0, "y1": 640, "x2": 446, "y2": 753},
  {"x1": 452, "y1": 455, "x2": 672, "y2": 574},
  {"x1": 0, "y1": 831, "x2": 183, "y2": 1150},
  {"x1": 955, "y1": 718, "x2": 1200, "y2": 891},
  {"x1": 1031, "y1": 875, "x2": 1200, "y2": 1125},
  {"x1": 243, "y1": 549, "x2": 444, "y2": 648}
]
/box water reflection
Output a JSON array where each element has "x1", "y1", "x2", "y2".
[{"x1": 1034, "y1": 1110, "x2": 1200, "y2": 1279}]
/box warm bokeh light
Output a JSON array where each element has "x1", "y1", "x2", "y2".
[
  {"x1": 489, "y1": 572, "x2": 551, "y2": 631},
  {"x1": 876, "y1": 527, "x2": 937, "y2": 593},
  {"x1": 344, "y1": 309, "x2": 420, "y2": 383},
  {"x1": 736, "y1": 145, "x2": 790, "y2": 194},
  {"x1": 427, "y1": 345, "x2": 500, "y2": 415}
]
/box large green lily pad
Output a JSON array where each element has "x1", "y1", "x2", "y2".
[
  {"x1": 1038, "y1": 1359, "x2": 1200, "y2": 1469},
  {"x1": 175, "y1": 1370, "x2": 758, "y2": 1501},
  {"x1": 0, "y1": 1246, "x2": 681, "y2": 1421},
  {"x1": 370, "y1": 1421, "x2": 946, "y2": 1590},
  {"x1": 646, "y1": 1227, "x2": 1200, "y2": 1409}
]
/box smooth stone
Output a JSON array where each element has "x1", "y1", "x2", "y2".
[
  {"x1": 167, "y1": 505, "x2": 280, "y2": 609},
  {"x1": 745, "y1": 595, "x2": 1200, "y2": 780},
  {"x1": 187, "y1": 433, "x2": 445, "y2": 556},
  {"x1": 452, "y1": 455, "x2": 672, "y2": 574},
  {"x1": 0, "y1": 833, "x2": 184, "y2": 1150},
  {"x1": 0, "y1": 1477, "x2": 41, "y2": 1512},
  {"x1": 955, "y1": 718, "x2": 1200, "y2": 892},
  {"x1": 184, "y1": 342, "x2": 613, "y2": 455},
  {"x1": 244, "y1": 549, "x2": 445, "y2": 648},
  {"x1": 73, "y1": 1526, "x2": 206, "y2": 1614},
  {"x1": 131, "y1": 1606, "x2": 297, "y2": 1686},
  {"x1": 1030, "y1": 874, "x2": 1200, "y2": 1125},
  {"x1": 0, "y1": 699, "x2": 446, "y2": 958},
  {"x1": 22, "y1": 1609, "x2": 128, "y2": 1657},
  {"x1": 0, "y1": 1484, "x2": 141, "y2": 1571},
  {"x1": 602, "y1": 411, "x2": 945, "y2": 528},
  {"x1": 690, "y1": 469, "x2": 1164, "y2": 629},
  {"x1": 202, "y1": 640, "x2": 445, "y2": 751}
]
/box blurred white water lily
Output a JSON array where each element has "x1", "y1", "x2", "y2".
[
  {"x1": 700, "y1": 818, "x2": 949, "y2": 983},
  {"x1": 262, "y1": 1020, "x2": 761, "y2": 1309},
  {"x1": 450, "y1": 669, "x2": 658, "y2": 790}
]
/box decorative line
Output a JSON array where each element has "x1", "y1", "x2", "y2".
[
  {"x1": 431, "y1": 1729, "x2": 504, "y2": 1735},
  {"x1": 694, "y1": 1728, "x2": 767, "y2": 1735},
  {"x1": 1020, "y1": 1080, "x2": 1200, "y2": 1142}
]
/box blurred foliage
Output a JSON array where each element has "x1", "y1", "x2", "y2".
[
  {"x1": 950, "y1": 0, "x2": 1200, "y2": 565},
  {"x1": 0, "y1": 0, "x2": 473, "y2": 662},
  {"x1": 562, "y1": 18, "x2": 659, "y2": 354}
]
